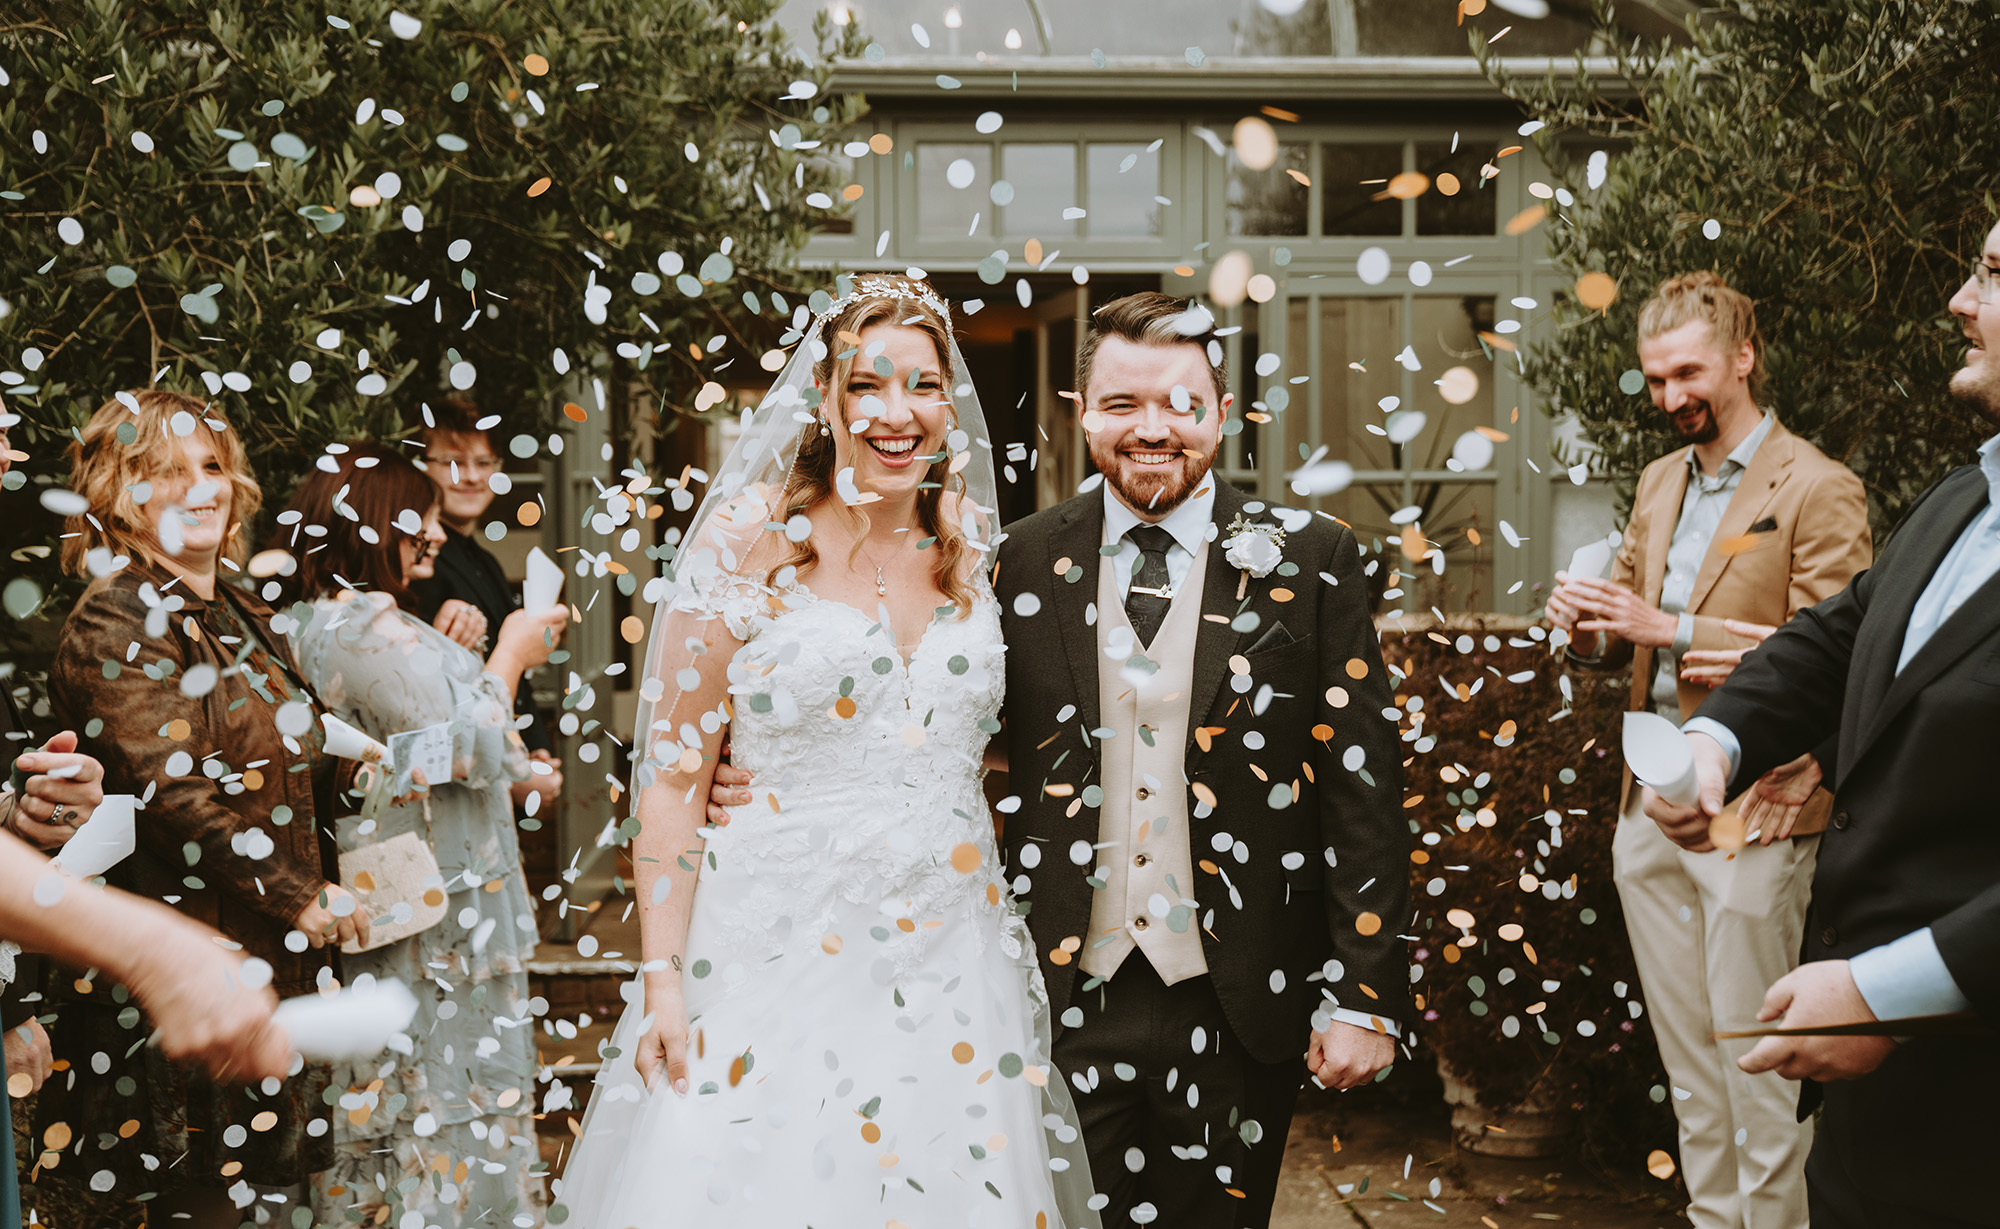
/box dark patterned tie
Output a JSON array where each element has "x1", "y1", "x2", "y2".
[{"x1": 1124, "y1": 525, "x2": 1175, "y2": 648}]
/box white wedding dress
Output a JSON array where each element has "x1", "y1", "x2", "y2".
[{"x1": 553, "y1": 583, "x2": 1099, "y2": 1229}]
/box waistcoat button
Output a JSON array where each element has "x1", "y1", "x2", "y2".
[
  {"x1": 1820, "y1": 926, "x2": 1839, "y2": 946},
  {"x1": 1832, "y1": 811, "x2": 1849, "y2": 830}
]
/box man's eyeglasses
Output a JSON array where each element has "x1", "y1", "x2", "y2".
[
  {"x1": 429, "y1": 454, "x2": 501, "y2": 477},
  {"x1": 1971, "y1": 259, "x2": 2000, "y2": 304}
]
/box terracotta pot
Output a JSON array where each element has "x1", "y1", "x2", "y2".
[{"x1": 1435, "y1": 1057, "x2": 1577, "y2": 1158}]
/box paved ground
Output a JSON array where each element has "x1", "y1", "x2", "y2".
[{"x1": 1274, "y1": 1093, "x2": 1684, "y2": 1229}]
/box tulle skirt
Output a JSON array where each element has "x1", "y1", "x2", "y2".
[{"x1": 551, "y1": 881, "x2": 1102, "y2": 1229}]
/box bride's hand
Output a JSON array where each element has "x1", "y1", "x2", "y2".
[{"x1": 636, "y1": 989, "x2": 692, "y2": 1097}]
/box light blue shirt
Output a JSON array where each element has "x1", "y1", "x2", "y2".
[
  {"x1": 1653, "y1": 413, "x2": 1775, "y2": 721},
  {"x1": 1684, "y1": 432, "x2": 2000, "y2": 1022}
]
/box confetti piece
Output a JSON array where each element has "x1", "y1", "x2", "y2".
[
  {"x1": 1504, "y1": 205, "x2": 1548, "y2": 236},
  {"x1": 524, "y1": 53, "x2": 550, "y2": 76},
  {"x1": 528, "y1": 176, "x2": 552, "y2": 197},
  {"x1": 1576, "y1": 271, "x2": 1618, "y2": 310}
]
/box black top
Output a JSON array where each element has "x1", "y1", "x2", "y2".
[
  {"x1": 409, "y1": 527, "x2": 553, "y2": 753},
  {"x1": 1700, "y1": 463, "x2": 2000, "y2": 1020}
]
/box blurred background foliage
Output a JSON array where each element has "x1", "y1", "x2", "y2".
[{"x1": 1481, "y1": 0, "x2": 2000, "y2": 534}]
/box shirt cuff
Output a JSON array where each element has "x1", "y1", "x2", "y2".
[
  {"x1": 1328, "y1": 1006, "x2": 1401, "y2": 1038},
  {"x1": 1672, "y1": 612, "x2": 1695, "y2": 656},
  {"x1": 1848, "y1": 928, "x2": 1973, "y2": 1022},
  {"x1": 1679, "y1": 716, "x2": 1741, "y2": 779}
]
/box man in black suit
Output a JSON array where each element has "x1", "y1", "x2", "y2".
[
  {"x1": 1649, "y1": 225, "x2": 2000, "y2": 1227},
  {"x1": 994, "y1": 293, "x2": 1408, "y2": 1227},
  {"x1": 411, "y1": 399, "x2": 563, "y2": 813}
]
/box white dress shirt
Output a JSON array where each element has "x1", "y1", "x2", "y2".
[{"x1": 1101, "y1": 479, "x2": 1216, "y2": 602}]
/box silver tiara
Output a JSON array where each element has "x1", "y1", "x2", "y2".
[{"x1": 820, "y1": 274, "x2": 955, "y2": 346}]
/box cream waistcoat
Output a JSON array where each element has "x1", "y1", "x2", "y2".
[{"x1": 1079, "y1": 533, "x2": 1209, "y2": 984}]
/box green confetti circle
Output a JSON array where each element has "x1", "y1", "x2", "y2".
[
  {"x1": 270, "y1": 132, "x2": 308, "y2": 160},
  {"x1": 105, "y1": 264, "x2": 137, "y2": 288},
  {"x1": 436, "y1": 134, "x2": 469, "y2": 153},
  {"x1": 2, "y1": 578, "x2": 40, "y2": 620},
  {"x1": 116, "y1": 421, "x2": 138, "y2": 445},
  {"x1": 871, "y1": 656, "x2": 894, "y2": 675},
  {"x1": 947, "y1": 654, "x2": 969, "y2": 675},
  {"x1": 450, "y1": 81, "x2": 469, "y2": 102},
  {"x1": 690, "y1": 959, "x2": 712, "y2": 979},
  {"x1": 1618, "y1": 369, "x2": 1646, "y2": 395}
]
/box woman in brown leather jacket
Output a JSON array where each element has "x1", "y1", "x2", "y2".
[{"x1": 42, "y1": 389, "x2": 363, "y2": 1228}]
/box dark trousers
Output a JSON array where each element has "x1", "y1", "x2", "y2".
[
  {"x1": 1051, "y1": 957, "x2": 1301, "y2": 1228},
  {"x1": 1804, "y1": 1038, "x2": 2000, "y2": 1228}
]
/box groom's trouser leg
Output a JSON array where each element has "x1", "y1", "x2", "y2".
[
  {"x1": 1614, "y1": 801, "x2": 1814, "y2": 1229},
  {"x1": 1053, "y1": 957, "x2": 1300, "y2": 1228}
]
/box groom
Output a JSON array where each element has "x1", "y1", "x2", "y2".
[{"x1": 995, "y1": 292, "x2": 1409, "y2": 1226}]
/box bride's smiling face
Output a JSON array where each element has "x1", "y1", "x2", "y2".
[{"x1": 832, "y1": 322, "x2": 950, "y2": 501}]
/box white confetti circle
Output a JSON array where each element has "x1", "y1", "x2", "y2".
[
  {"x1": 57, "y1": 217, "x2": 84, "y2": 246},
  {"x1": 1355, "y1": 246, "x2": 1390, "y2": 285},
  {"x1": 945, "y1": 158, "x2": 976, "y2": 190}
]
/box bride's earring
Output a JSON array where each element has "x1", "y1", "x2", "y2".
[{"x1": 819, "y1": 419, "x2": 832, "y2": 437}]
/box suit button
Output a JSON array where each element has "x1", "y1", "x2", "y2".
[
  {"x1": 1134, "y1": 853, "x2": 1151, "y2": 868},
  {"x1": 1136, "y1": 787, "x2": 1152, "y2": 801},
  {"x1": 1133, "y1": 917, "x2": 1149, "y2": 931},
  {"x1": 1821, "y1": 927, "x2": 1839, "y2": 947},
  {"x1": 1832, "y1": 811, "x2": 1849, "y2": 830}
]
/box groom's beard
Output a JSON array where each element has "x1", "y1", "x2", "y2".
[{"x1": 1089, "y1": 429, "x2": 1214, "y2": 517}]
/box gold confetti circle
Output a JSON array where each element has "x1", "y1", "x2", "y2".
[
  {"x1": 1497, "y1": 923, "x2": 1525, "y2": 941},
  {"x1": 118, "y1": 1119, "x2": 140, "y2": 1139},
  {"x1": 1052, "y1": 556, "x2": 1073, "y2": 576},
  {"x1": 620, "y1": 616, "x2": 646, "y2": 644},
  {"x1": 1647, "y1": 1149, "x2": 1676, "y2": 1180},
  {"x1": 1354, "y1": 912, "x2": 1382, "y2": 937},
  {"x1": 1576, "y1": 272, "x2": 1619, "y2": 310},
  {"x1": 1310, "y1": 723, "x2": 1335, "y2": 741},
  {"x1": 1344, "y1": 658, "x2": 1369, "y2": 680},
  {"x1": 1437, "y1": 365, "x2": 1481, "y2": 406},
  {"x1": 562, "y1": 401, "x2": 588, "y2": 423},
  {"x1": 821, "y1": 934, "x2": 844, "y2": 954},
  {"x1": 527, "y1": 176, "x2": 552, "y2": 198},
  {"x1": 164, "y1": 718, "x2": 191, "y2": 741},
  {"x1": 348, "y1": 185, "x2": 382, "y2": 208},
  {"x1": 951, "y1": 1042, "x2": 975, "y2": 1064},
  {"x1": 1232, "y1": 116, "x2": 1278, "y2": 171},
  {"x1": 868, "y1": 133, "x2": 894, "y2": 155},
  {"x1": 1435, "y1": 171, "x2": 1462, "y2": 196},
  {"x1": 250, "y1": 1111, "x2": 278, "y2": 1132},
  {"x1": 861, "y1": 1122, "x2": 881, "y2": 1143},
  {"x1": 1023, "y1": 238, "x2": 1044, "y2": 265},
  {"x1": 524, "y1": 53, "x2": 550, "y2": 76},
  {"x1": 220, "y1": 1160, "x2": 243, "y2": 1177},
  {"x1": 877, "y1": 1153, "x2": 899, "y2": 1169},
  {"x1": 8, "y1": 1074, "x2": 32, "y2": 1099},
  {"x1": 1049, "y1": 947, "x2": 1072, "y2": 967},
  {"x1": 950, "y1": 842, "x2": 982, "y2": 873},
  {"x1": 834, "y1": 696, "x2": 858, "y2": 719},
  {"x1": 895, "y1": 917, "x2": 916, "y2": 933},
  {"x1": 1445, "y1": 908, "x2": 1476, "y2": 930},
  {"x1": 1384, "y1": 171, "x2": 1430, "y2": 200},
  {"x1": 842, "y1": 183, "x2": 865, "y2": 202},
  {"x1": 516, "y1": 502, "x2": 542, "y2": 527},
  {"x1": 1505, "y1": 205, "x2": 1549, "y2": 236},
  {"x1": 421, "y1": 888, "x2": 446, "y2": 908},
  {"x1": 1246, "y1": 273, "x2": 1277, "y2": 304}
]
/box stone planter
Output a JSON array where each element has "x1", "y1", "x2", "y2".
[{"x1": 1436, "y1": 1058, "x2": 1577, "y2": 1158}]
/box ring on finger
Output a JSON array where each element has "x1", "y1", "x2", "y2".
[{"x1": 48, "y1": 804, "x2": 68, "y2": 827}]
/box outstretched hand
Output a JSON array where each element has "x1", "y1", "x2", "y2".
[{"x1": 1642, "y1": 731, "x2": 1733, "y2": 852}]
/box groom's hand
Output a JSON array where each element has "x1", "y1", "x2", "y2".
[
  {"x1": 707, "y1": 762, "x2": 753, "y2": 826},
  {"x1": 1305, "y1": 1020, "x2": 1394, "y2": 1091}
]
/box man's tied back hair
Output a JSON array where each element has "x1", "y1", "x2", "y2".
[
  {"x1": 1637, "y1": 271, "x2": 1767, "y2": 402},
  {"x1": 1075, "y1": 291, "x2": 1231, "y2": 407}
]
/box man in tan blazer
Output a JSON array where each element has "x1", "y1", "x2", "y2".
[{"x1": 1548, "y1": 272, "x2": 1870, "y2": 1229}]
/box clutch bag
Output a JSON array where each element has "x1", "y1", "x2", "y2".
[{"x1": 337, "y1": 775, "x2": 448, "y2": 954}]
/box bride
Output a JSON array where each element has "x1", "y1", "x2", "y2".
[{"x1": 553, "y1": 276, "x2": 1102, "y2": 1228}]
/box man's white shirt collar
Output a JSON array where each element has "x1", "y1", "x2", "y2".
[{"x1": 1102, "y1": 478, "x2": 1216, "y2": 554}]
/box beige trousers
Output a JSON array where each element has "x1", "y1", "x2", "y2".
[{"x1": 1613, "y1": 798, "x2": 1818, "y2": 1229}]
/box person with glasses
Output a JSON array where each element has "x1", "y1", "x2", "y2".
[
  {"x1": 410, "y1": 399, "x2": 561, "y2": 815},
  {"x1": 1546, "y1": 272, "x2": 1870, "y2": 1229},
  {"x1": 1648, "y1": 227, "x2": 2000, "y2": 1227}
]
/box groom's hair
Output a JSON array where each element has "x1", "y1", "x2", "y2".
[{"x1": 1076, "y1": 292, "x2": 1230, "y2": 406}]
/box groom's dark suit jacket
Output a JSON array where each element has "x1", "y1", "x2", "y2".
[
  {"x1": 995, "y1": 478, "x2": 1410, "y2": 1066},
  {"x1": 1698, "y1": 462, "x2": 2000, "y2": 1214}
]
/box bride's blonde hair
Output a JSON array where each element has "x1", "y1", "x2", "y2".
[{"x1": 767, "y1": 279, "x2": 977, "y2": 617}]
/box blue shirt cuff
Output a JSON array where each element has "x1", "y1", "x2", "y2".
[
  {"x1": 1679, "y1": 716, "x2": 1741, "y2": 779},
  {"x1": 1673, "y1": 612, "x2": 1695, "y2": 656},
  {"x1": 1848, "y1": 928, "x2": 1972, "y2": 1022}
]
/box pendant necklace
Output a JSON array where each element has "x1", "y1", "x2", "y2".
[{"x1": 857, "y1": 535, "x2": 897, "y2": 597}]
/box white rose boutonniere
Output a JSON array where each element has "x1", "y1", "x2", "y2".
[{"x1": 1222, "y1": 513, "x2": 1286, "y2": 598}]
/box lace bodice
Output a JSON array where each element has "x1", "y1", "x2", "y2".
[{"x1": 672, "y1": 583, "x2": 1019, "y2": 988}]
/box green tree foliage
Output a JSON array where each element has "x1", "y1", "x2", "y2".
[
  {"x1": 0, "y1": 0, "x2": 862, "y2": 529},
  {"x1": 1480, "y1": 0, "x2": 2000, "y2": 531}
]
